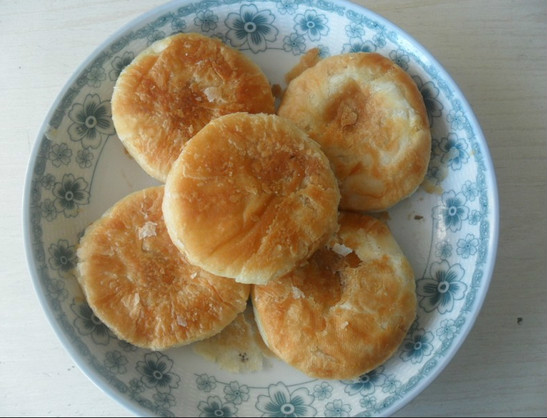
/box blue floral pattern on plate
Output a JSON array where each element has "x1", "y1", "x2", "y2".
[{"x1": 23, "y1": 0, "x2": 498, "y2": 416}]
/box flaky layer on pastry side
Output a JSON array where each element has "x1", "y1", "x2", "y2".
[
  {"x1": 111, "y1": 32, "x2": 275, "y2": 182},
  {"x1": 163, "y1": 112, "x2": 340, "y2": 285},
  {"x1": 76, "y1": 186, "x2": 250, "y2": 350},
  {"x1": 252, "y1": 212, "x2": 416, "y2": 380},
  {"x1": 278, "y1": 52, "x2": 431, "y2": 212}
]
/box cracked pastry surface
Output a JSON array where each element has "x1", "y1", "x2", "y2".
[
  {"x1": 162, "y1": 112, "x2": 340, "y2": 285},
  {"x1": 252, "y1": 212, "x2": 416, "y2": 379},
  {"x1": 76, "y1": 186, "x2": 250, "y2": 350},
  {"x1": 111, "y1": 32, "x2": 275, "y2": 182},
  {"x1": 278, "y1": 52, "x2": 431, "y2": 211}
]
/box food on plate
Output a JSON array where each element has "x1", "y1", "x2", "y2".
[
  {"x1": 111, "y1": 32, "x2": 275, "y2": 182},
  {"x1": 284, "y1": 47, "x2": 322, "y2": 84},
  {"x1": 192, "y1": 303, "x2": 273, "y2": 373},
  {"x1": 78, "y1": 32, "x2": 426, "y2": 378},
  {"x1": 278, "y1": 52, "x2": 431, "y2": 212},
  {"x1": 76, "y1": 186, "x2": 250, "y2": 350},
  {"x1": 163, "y1": 112, "x2": 340, "y2": 285},
  {"x1": 252, "y1": 212, "x2": 416, "y2": 380}
]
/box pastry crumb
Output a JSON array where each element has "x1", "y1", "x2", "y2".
[
  {"x1": 332, "y1": 243, "x2": 353, "y2": 256},
  {"x1": 138, "y1": 221, "x2": 157, "y2": 239},
  {"x1": 285, "y1": 47, "x2": 322, "y2": 83},
  {"x1": 176, "y1": 315, "x2": 187, "y2": 327},
  {"x1": 291, "y1": 286, "x2": 306, "y2": 299},
  {"x1": 192, "y1": 306, "x2": 271, "y2": 373}
]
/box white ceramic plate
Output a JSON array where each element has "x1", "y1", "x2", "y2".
[{"x1": 23, "y1": 0, "x2": 499, "y2": 416}]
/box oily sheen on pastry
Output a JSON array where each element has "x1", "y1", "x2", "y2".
[
  {"x1": 162, "y1": 112, "x2": 340, "y2": 285},
  {"x1": 278, "y1": 52, "x2": 431, "y2": 212},
  {"x1": 252, "y1": 212, "x2": 416, "y2": 380},
  {"x1": 111, "y1": 32, "x2": 275, "y2": 182},
  {"x1": 76, "y1": 186, "x2": 250, "y2": 350}
]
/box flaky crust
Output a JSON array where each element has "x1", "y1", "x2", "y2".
[
  {"x1": 76, "y1": 186, "x2": 250, "y2": 350},
  {"x1": 252, "y1": 212, "x2": 416, "y2": 380},
  {"x1": 278, "y1": 52, "x2": 431, "y2": 211},
  {"x1": 163, "y1": 112, "x2": 340, "y2": 285},
  {"x1": 111, "y1": 33, "x2": 275, "y2": 182},
  {"x1": 192, "y1": 304, "x2": 271, "y2": 373}
]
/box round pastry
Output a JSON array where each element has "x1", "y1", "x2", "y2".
[
  {"x1": 277, "y1": 52, "x2": 431, "y2": 212},
  {"x1": 111, "y1": 32, "x2": 275, "y2": 182},
  {"x1": 252, "y1": 212, "x2": 416, "y2": 380},
  {"x1": 76, "y1": 186, "x2": 250, "y2": 350},
  {"x1": 163, "y1": 112, "x2": 340, "y2": 285}
]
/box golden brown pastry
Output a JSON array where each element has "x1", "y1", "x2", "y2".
[
  {"x1": 163, "y1": 112, "x2": 340, "y2": 285},
  {"x1": 284, "y1": 47, "x2": 322, "y2": 84},
  {"x1": 252, "y1": 212, "x2": 416, "y2": 380},
  {"x1": 111, "y1": 32, "x2": 275, "y2": 182},
  {"x1": 76, "y1": 186, "x2": 250, "y2": 350},
  {"x1": 278, "y1": 52, "x2": 431, "y2": 211}
]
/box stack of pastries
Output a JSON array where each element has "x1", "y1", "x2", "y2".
[{"x1": 76, "y1": 33, "x2": 431, "y2": 380}]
